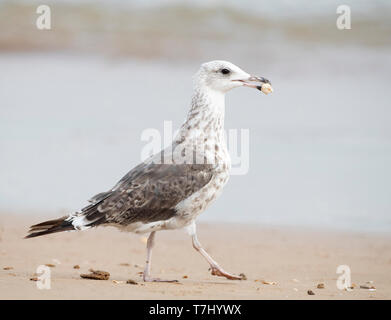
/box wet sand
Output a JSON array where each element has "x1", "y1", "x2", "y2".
[{"x1": 0, "y1": 214, "x2": 390, "y2": 299}]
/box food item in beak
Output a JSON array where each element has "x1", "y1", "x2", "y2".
[{"x1": 258, "y1": 83, "x2": 273, "y2": 95}]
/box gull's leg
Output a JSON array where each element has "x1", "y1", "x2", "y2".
[
  {"x1": 143, "y1": 231, "x2": 178, "y2": 283},
  {"x1": 142, "y1": 231, "x2": 155, "y2": 281},
  {"x1": 186, "y1": 222, "x2": 244, "y2": 280}
]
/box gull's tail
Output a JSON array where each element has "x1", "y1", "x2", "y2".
[
  {"x1": 25, "y1": 216, "x2": 75, "y2": 238},
  {"x1": 26, "y1": 193, "x2": 111, "y2": 239}
]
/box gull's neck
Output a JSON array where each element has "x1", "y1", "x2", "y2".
[{"x1": 176, "y1": 85, "x2": 226, "y2": 145}]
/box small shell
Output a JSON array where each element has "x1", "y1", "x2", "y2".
[
  {"x1": 317, "y1": 283, "x2": 325, "y2": 289},
  {"x1": 80, "y1": 269, "x2": 110, "y2": 280},
  {"x1": 261, "y1": 83, "x2": 273, "y2": 95},
  {"x1": 126, "y1": 279, "x2": 138, "y2": 285},
  {"x1": 255, "y1": 279, "x2": 277, "y2": 285},
  {"x1": 360, "y1": 284, "x2": 376, "y2": 291},
  {"x1": 112, "y1": 280, "x2": 125, "y2": 284},
  {"x1": 119, "y1": 263, "x2": 130, "y2": 267}
]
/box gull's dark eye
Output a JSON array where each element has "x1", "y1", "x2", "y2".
[{"x1": 221, "y1": 68, "x2": 230, "y2": 75}]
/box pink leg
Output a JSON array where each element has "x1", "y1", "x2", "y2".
[
  {"x1": 143, "y1": 231, "x2": 178, "y2": 283},
  {"x1": 188, "y1": 224, "x2": 244, "y2": 280}
]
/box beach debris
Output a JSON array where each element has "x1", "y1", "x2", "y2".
[
  {"x1": 73, "y1": 265, "x2": 80, "y2": 269},
  {"x1": 292, "y1": 278, "x2": 299, "y2": 283},
  {"x1": 3, "y1": 266, "x2": 13, "y2": 270},
  {"x1": 126, "y1": 279, "x2": 138, "y2": 285},
  {"x1": 182, "y1": 275, "x2": 188, "y2": 279},
  {"x1": 307, "y1": 290, "x2": 315, "y2": 295},
  {"x1": 317, "y1": 283, "x2": 325, "y2": 289},
  {"x1": 293, "y1": 288, "x2": 299, "y2": 292},
  {"x1": 239, "y1": 273, "x2": 247, "y2": 280},
  {"x1": 343, "y1": 283, "x2": 356, "y2": 292},
  {"x1": 348, "y1": 283, "x2": 357, "y2": 290},
  {"x1": 80, "y1": 269, "x2": 110, "y2": 280},
  {"x1": 45, "y1": 263, "x2": 56, "y2": 268},
  {"x1": 255, "y1": 279, "x2": 277, "y2": 285},
  {"x1": 360, "y1": 281, "x2": 376, "y2": 291},
  {"x1": 112, "y1": 280, "x2": 125, "y2": 284},
  {"x1": 119, "y1": 263, "x2": 131, "y2": 267},
  {"x1": 30, "y1": 277, "x2": 39, "y2": 281}
]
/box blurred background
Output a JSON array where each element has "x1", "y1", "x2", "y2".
[{"x1": 0, "y1": 0, "x2": 390, "y2": 232}]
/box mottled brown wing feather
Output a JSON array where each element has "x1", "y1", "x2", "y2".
[{"x1": 83, "y1": 162, "x2": 214, "y2": 226}]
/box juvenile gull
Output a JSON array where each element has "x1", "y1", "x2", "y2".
[{"x1": 26, "y1": 61, "x2": 272, "y2": 282}]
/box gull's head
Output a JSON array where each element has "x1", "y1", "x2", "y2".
[{"x1": 194, "y1": 60, "x2": 273, "y2": 94}]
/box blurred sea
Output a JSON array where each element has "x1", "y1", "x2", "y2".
[{"x1": 0, "y1": 1, "x2": 390, "y2": 232}]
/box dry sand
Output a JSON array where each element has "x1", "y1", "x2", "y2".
[{"x1": 0, "y1": 214, "x2": 390, "y2": 300}]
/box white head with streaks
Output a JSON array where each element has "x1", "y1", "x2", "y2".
[{"x1": 194, "y1": 60, "x2": 273, "y2": 94}]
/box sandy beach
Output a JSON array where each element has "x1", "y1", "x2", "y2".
[
  {"x1": 0, "y1": 214, "x2": 390, "y2": 300},
  {"x1": 1, "y1": 0, "x2": 390, "y2": 303}
]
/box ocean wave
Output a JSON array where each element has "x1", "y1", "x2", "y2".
[{"x1": 0, "y1": 1, "x2": 390, "y2": 58}]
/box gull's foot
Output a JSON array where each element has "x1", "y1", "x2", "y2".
[
  {"x1": 143, "y1": 276, "x2": 179, "y2": 283},
  {"x1": 210, "y1": 267, "x2": 244, "y2": 280}
]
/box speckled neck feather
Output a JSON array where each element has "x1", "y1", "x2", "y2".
[{"x1": 175, "y1": 85, "x2": 226, "y2": 146}]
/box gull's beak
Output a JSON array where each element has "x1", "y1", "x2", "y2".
[{"x1": 237, "y1": 76, "x2": 273, "y2": 94}]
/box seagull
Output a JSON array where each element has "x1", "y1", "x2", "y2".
[{"x1": 26, "y1": 61, "x2": 272, "y2": 282}]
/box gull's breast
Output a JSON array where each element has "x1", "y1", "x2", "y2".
[{"x1": 174, "y1": 149, "x2": 231, "y2": 222}]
